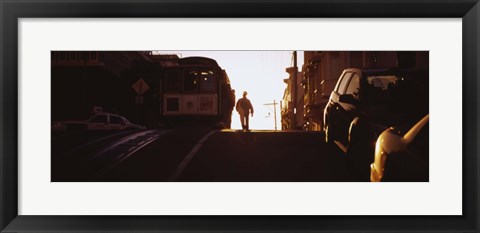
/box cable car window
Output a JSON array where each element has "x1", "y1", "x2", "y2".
[
  {"x1": 199, "y1": 71, "x2": 216, "y2": 92},
  {"x1": 166, "y1": 98, "x2": 179, "y2": 111},
  {"x1": 184, "y1": 71, "x2": 199, "y2": 92},
  {"x1": 165, "y1": 71, "x2": 180, "y2": 92}
]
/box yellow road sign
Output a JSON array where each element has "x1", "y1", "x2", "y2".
[{"x1": 132, "y1": 78, "x2": 149, "y2": 95}]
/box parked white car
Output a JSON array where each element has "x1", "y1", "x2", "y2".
[{"x1": 52, "y1": 113, "x2": 145, "y2": 131}]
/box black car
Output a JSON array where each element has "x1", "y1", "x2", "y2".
[{"x1": 323, "y1": 68, "x2": 428, "y2": 181}]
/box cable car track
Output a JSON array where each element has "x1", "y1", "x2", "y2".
[
  {"x1": 86, "y1": 129, "x2": 171, "y2": 178},
  {"x1": 58, "y1": 129, "x2": 139, "y2": 158}
]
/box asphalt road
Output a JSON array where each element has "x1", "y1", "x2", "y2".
[{"x1": 52, "y1": 127, "x2": 355, "y2": 182}]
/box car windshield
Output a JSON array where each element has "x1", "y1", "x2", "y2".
[
  {"x1": 89, "y1": 115, "x2": 107, "y2": 123},
  {"x1": 363, "y1": 75, "x2": 398, "y2": 104},
  {"x1": 110, "y1": 116, "x2": 123, "y2": 124},
  {"x1": 367, "y1": 76, "x2": 398, "y2": 90}
]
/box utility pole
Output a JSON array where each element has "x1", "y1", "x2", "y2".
[
  {"x1": 264, "y1": 100, "x2": 278, "y2": 130},
  {"x1": 273, "y1": 100, "x2": 277, "y2": 130},
  {"x1": 292, "y1": 51, "x2": 298, "y2": 130},
  {"x1": 280, "y1": 100, "x2": 283, "y2": 130}
]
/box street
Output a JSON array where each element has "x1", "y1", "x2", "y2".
[{"x1": 52, "y1": 127, "x2": 354, "y2": 182}]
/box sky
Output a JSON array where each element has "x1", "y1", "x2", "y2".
[{"x1": 159, "y1": 51, "x2": 304, "y2": 130}]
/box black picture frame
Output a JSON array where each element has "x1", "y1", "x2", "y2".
[{"x1": 1, "y1": 0, "x2": 478, "y2": 232}]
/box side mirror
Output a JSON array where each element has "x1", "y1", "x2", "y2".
[{"x1": 339, "y1": 94, "x2": 357, "y2": 104}]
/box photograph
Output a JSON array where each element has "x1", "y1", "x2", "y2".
[{"x1": 51, "y1": 51, "x2": 429, "y2": 182}]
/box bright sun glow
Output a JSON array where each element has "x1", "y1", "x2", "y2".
[{"x1": 157, "y1": 51, "x2": 304, "y2": 130}]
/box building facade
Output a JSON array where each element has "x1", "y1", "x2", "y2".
[
  {"x1": 281, "y1": 67, "x2": 304, "y2": 130},
  {"x1": 51, "y1": 51, "x2": 152, "y2": 121}
]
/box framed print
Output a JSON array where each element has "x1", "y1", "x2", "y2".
[{"x1": 1, "y1": 0, "x2": 479, "y2": 232}]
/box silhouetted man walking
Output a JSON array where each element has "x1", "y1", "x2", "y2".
[{"x1": 236, "y1": 91, "x2": 254, "y2": 130}]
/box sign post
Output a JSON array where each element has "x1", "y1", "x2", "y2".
[{"x1": 132, "y1": 78, "x2": 150, "y2": 122}]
